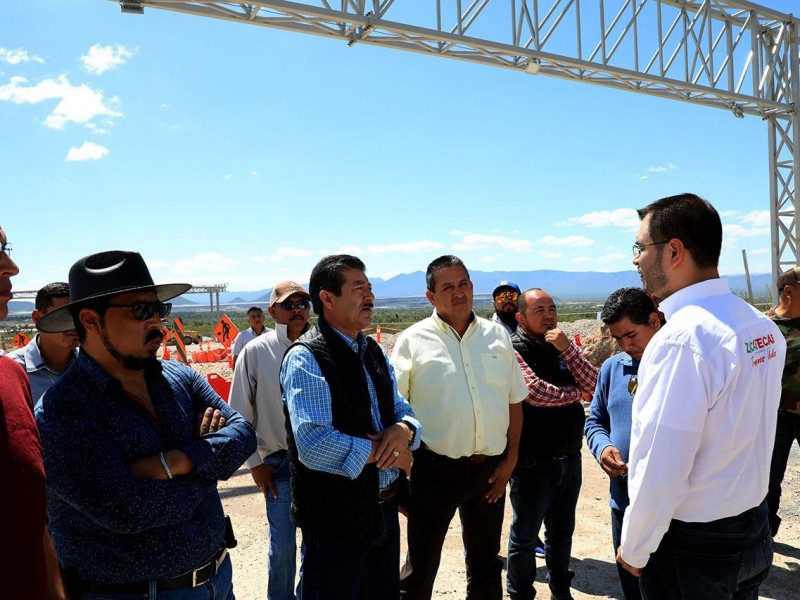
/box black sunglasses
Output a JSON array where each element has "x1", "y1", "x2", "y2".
[
  {"x1": 105, "y1": 300, "x2": 172, "y2": 321},
  {"x1": 278, "y1": 298, "x2": 310, "y2": 311}
]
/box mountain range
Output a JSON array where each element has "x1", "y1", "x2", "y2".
[{"x1": 6, "y1": 269, "x2": 774, "y2": 315}]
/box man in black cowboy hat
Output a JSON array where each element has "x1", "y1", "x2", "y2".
[{"x1": 35, "y1": 250, "x2": 256, "y2": 599}]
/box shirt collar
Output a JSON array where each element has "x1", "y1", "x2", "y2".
[
  {"x1": 617, "y1": 352, "x2": 639, "y2": 375},
  {"x1": 75, "y1": 349, "x2": 163, "y2": 392},
  {"x1": 276, "y1": 322, "x2": 310, "y2": 347},
  {"x1": 658, "y1": 278, "x2": 730, "y2": 320},
  {"x1": 431, "y1": 310, "x2": 477, "y2": 338},
  {"x1": 329, "y1": 325, "x2": 367, "y2": 354}
]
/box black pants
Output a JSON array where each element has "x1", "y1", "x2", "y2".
[{"x1": 399, "y1": 446, "x2": 505, "y2": 600}]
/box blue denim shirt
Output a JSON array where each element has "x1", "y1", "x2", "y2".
[
  {"x1": 281, "y1": 327, "x2": 421, "y2": 490},
  {"x1": 35, "y1": 351, "x2": 256, "y2": 584}
]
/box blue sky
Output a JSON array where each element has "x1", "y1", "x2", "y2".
[{"x1": 1, "y1": 1, "x2": 790, "y2": 293}]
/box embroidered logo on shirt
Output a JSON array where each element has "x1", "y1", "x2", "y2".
[{"x1": 745, "y1": 333, "x2": 778, "y2": 366}]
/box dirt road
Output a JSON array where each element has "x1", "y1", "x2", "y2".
[{"x1": 219, "y1": 443, "x2": 800, "y2": 599}]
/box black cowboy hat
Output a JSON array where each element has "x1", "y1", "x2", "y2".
[{"x1": 37, "y1": 250, "x2": 191, "y2": 333}]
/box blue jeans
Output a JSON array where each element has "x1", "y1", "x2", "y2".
[
  {"x1": 265, "y1": 451, "x2": 299, "y2": 600},
  {"x1": 639, "y1": 499, "x2": 772, "y2": 600},
  {"x1": 80, "y1": 554, "x2": 234, "y2": 599},
  {"x1": 507, "y1": 453, "x2": 581, "y2": 600},
  {"x1": 766, "y1": 411, "x2": 800, "y2": 536},
  {"x1": 299, "y1": 497, "x2": 400, "y2": 600},
  {"x1": 611, "y1": 508, "x2": 642, "y2": 600}
]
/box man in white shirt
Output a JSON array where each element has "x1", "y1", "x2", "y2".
[
  {"x1": 393, "y1": 255, "x2": 527, "y2": 600},
  {"x1": 232, "y1": 306, "x2": 268, "y2": 366},
  {"x1": 618, "y1": 193, "x2": 785, "y2": 599},
  {"x1": 229, "y1": 281, "x2": 311, "y2": 600}
]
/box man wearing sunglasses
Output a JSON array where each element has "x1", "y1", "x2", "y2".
[
  {"x1": 491, "y1": 280, "x2": 521, "y2": 335},
  {"x1": 585, "y1": 287, "x2": 662, "y2": 600},
  {"x1": 230, "y1": 280, "x2": 312, "y2": 600},
  {"x1": 618, "y1": 194, "x2": 785, "y2": 599},
  {"x1": 35, "y1": 250, "x2": 256, "y2": 599}
]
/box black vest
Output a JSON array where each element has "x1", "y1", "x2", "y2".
[
  {"x1": 283, "y1": 318, "x2": 396, "y2": 539},
  {"x1": 512, "y1": 329, "x2": 585, "y2": 459}
]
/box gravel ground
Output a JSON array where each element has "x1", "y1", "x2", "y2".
[{"x1": 183, "y1": 327, "x2": 800, "y2": 599}]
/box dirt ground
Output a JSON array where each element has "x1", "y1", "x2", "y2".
[
  {"x1": 187, "y1": 342, "x2": 800, "y2": 599},
  {"x1": 219, "y1": 444, "x2": 800, "y2": 599}
]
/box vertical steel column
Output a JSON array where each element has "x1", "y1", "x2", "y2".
[{"x1": 767, "y1": 20, "x2": 800, "y2": 304}]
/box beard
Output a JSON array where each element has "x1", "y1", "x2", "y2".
[
  {"x1": 496, "y1": 310, "x2": 518, "y2": 328},
  {"x1": 100, "y1": 327, "x2": 161, "y2": 371},
  {"x1": 642, "y1": 246, "x2": 669, "y2": 297}
]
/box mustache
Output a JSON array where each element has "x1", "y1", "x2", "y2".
[{"x1": 145, "y1": 330, "x2": 165, "y2": 344}]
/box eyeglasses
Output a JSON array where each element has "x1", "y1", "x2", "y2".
[
  {"x1": 627, "y1": 374, "x2": 638, "y2": 397},
  {"x1": 0, "y1": 241, "x2": 11, "y2": 257},
  {"x1": 632, "y1": 241, "x2": 669, "y2": 257},
  {"x1": 105, "y1": 300, "x2": 172, "y2": 321},
  {"x1": 495, "y1": 291, "x2": 519, "y2": 303},
  {"x1": 278, "y1": 298, "x2": 310, "y2": 311}
]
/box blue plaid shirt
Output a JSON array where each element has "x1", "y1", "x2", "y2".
[
  {"x1": 281, "y1": 327, "x2": 421, "y2": 490},
  {"x1": 35, "y1": 351, "x2": 256, "y2": 584}
]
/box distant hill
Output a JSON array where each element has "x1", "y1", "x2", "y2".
[{"x1": 172, "y1": 269, "x2": 774, "y2": 304}]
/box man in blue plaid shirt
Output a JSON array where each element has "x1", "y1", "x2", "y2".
[{"x1": 281, "y1": 254, "x2": 422, "y2": 600}]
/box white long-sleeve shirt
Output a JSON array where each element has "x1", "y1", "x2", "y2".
[
  {"x1": 229, "y1": 323, "x2": 295, "y2": 470},
  {"x1": 620, "y1": 278, "x2": 785, "y2": 568}
]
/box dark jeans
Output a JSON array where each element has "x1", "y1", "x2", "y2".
[
  {"x1": 400, "y1": 446, "x2": 505, "y2": 600},
  {"x1": 611, "y1": 508, "x2": 642, "y2": 600},
  {"x1": 506, "y1": 453, "x2": 581, "y2": 600},
  {"x1": 640, "y1": 499, "x2": 772, "y2": 600},
  {"x1": 299, "y1": 497, "x2": 400, "y2": 600},
  {"x1": 767, "y1": 411, "x2": 800, "y2": 536}
]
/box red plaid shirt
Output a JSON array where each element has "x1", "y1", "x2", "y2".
[{"x1": 515, "y1": 344, "x2": 598, "y2": 407}]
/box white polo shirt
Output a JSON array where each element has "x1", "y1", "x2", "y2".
[
  {"x1": 232, "y1": 326, "x2": 269, "y2": 357},
  {"x1": 620, "y1": 278, "x2": 785, "y2": 568},
  {"x1": 392, "y1": 311, "x2": 526, "y2": 458}
]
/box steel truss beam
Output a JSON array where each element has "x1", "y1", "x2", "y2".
[{"x1": 118, "y1": 0, "x2": 800, "y2": 296}]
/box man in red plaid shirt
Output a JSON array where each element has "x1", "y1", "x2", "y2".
[{"x1": 506, "y1": 288, "x2": 598, "y2": 600}]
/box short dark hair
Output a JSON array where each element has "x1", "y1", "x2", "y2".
[
  {"x1": 637, "y1": 193, "x2": 722, "y2": 269},
  {"x1": 71, "y1": 301, "x2": 107, "y2": 343},
  {"x1": 246, "y1": 306, "x2": 262, "y2": 316},
  {"x1": 426, "y1": 255, "x2": 468, "y2": 292},
  {"x1": 516, "y1": 287, "x2": 544, "y2": 313},
  {"x1": 35, "y1": 282, "x2": 70, "y2": 313},
  {"x1": 601, "y1": 287, "x2": 659, "y2": 326},
  {"x1": 309, "y1": 254, "x2": 366, "y2": 318}
]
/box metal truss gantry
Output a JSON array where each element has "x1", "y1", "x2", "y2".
[{"x1": 119, "y1": 0, "x2": 800, "y2": 298}]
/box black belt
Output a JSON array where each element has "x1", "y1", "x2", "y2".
[{"x1": 84, "y1": 547, "x2": 228, "y2": 594}]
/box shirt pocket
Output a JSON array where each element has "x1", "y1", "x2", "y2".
[{"x1": 481, "y1": 352, "x2": 507, "y2": 387}]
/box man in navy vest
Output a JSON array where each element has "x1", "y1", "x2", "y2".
[{"x1": 281, "y1": 254, "x2": 421, "y2": 600}]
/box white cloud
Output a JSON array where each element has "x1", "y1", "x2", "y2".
[
  {"x1": 336, "y1": 245, "x2": 364, "y2": 255},
  {"x1": 598, "y1": 253, "x2": 626, "y2": 263},
  {"x1": 537, "y1": 235, "x2": 594, "y2": 247},
  {"x1": 636, "y1": 174, "x2": 649, "y2": 180},
  {"x1": 648, "y1": 162, "x2": 677, "y2": 173},
  {"x1": 452, "y1": 233, "x2": 533, "y2": 252},
  {"x1": 0, "y1": 74, "x2": 122, "y2": 130},
  {"x1": 161, "y1": 103, "x2": 172, "y2": 109},
  {"x1": 741, "y1": 210, "x2": 770, "y2": 227},
  {"x1": 0, "y1": 47, "x2": 44, "y2": 65},
  {"x1": 66, "y1": 141, "x2": 109, "y2": 161},
  {"x1": 724, "y1": 223, "x2": 770, "y2": 239},
  {"x1": 250, "y1": 170, "x2": 258, "y2": 176},
  {"x1": 749, "y1": 248, "x2": 769, "y2": 255},
  {"x1": 367, "y1": 240, "x2": 444, "y2": 255},
  {"x1": 572, "y1": 256, "x2": 593, "y2": 264},
  {"x1": 478, "y1": 254, "x2": 504, "y2": 263},
  {"x1": 562, "y1": 208, "x2": 639, "y2": 229},
  {"x1": 541, "y1": 251, "x2": 563, "y2": 258},
  {"x1": 223, "y1": 174, "x2": 233, "y2": 180},
  {"x1": 171, "y1": 252, "x2": 239, "y2": 276},
  {"x1": 81, "y1": 44, "x2": 135, "y2": 75},
  {"x1": 252, "y1": 247, "x2": 315, "y2": 264}
]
